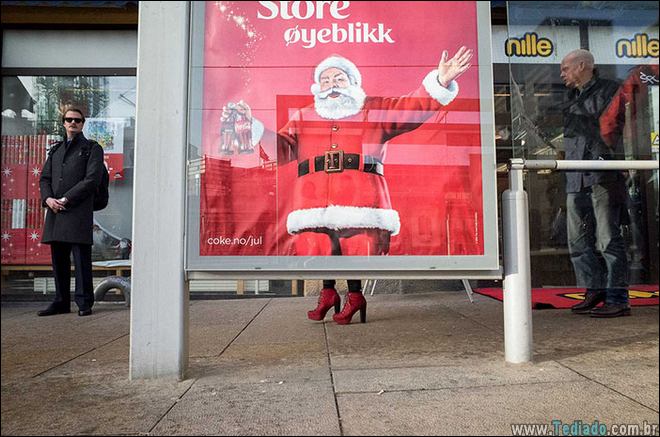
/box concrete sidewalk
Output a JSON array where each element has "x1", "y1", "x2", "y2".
[{"x1": 1, "y1": 291, "x2": 658, "y2": 435}]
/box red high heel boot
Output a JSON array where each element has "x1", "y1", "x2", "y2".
[
  {"x1": 308, "y1": 288, "x2": 341, "y2": 321},
  {"x1": 333, "y1": 292, "x2": 367, "y2": 325}
]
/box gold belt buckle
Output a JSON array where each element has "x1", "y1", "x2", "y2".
[{"x1": 324, "y1": 150, "x2": 344, "y2": 173}]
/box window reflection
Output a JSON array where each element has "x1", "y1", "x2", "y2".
[
  {"x1": 1, "y1": 75, "x2": 135, "y2": 264},
  {"x1": 506, "y1": 1, "x2": 659, "y2": 286}
]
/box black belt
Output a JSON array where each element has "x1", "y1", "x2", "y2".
[{"x1": 298, "y1": 151, "x2": 384, "y2": 177}]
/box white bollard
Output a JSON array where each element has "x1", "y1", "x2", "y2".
[{"x1": 502, "y1": 160, "x2": 533, "y2": 363}]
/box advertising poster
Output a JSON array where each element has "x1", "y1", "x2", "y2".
[
  {"x1": 194, "y1": 1, "x2": 497, "y2": 271},
  {"x1": 84, "y1": 118, "x2": 125, "y2": 180}
]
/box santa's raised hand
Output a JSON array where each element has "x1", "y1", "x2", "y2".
[{"x1": 437, "y1": 46, "x2": 473, "y2": 88}]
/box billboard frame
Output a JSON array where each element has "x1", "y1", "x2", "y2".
[{"x1": 184, "y1": 1, "x2": 500, "y2": 279}]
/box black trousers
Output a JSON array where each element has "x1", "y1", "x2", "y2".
[
  {"x1": 50, "y1": 242, "x2": 94, "y2": 310},
  {"x1": 321, "y1": 230, "x2": 364, "y2": 293}
]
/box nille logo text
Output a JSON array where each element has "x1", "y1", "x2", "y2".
[
  {"x1": 505, "y1": 32, "x2": 553, "y2": 57},
  {"x1": 616, "y1": 33, "x2": 659, "y2": 58}
]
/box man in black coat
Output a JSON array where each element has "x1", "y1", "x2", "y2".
[
  {"x1": 38, "y1": 108, "x2": 104, "y2": 317},
  {"x1": 559, "y1": 49, "x2": 630, "y2": 318}
]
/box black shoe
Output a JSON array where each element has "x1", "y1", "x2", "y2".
[
  {"x1": 590, "y1": 304, "x2": 631, "y2": 318},
  {"x1": 78, "y1": 309, "x2": 93, "y2": 317},
  {"x1": 37, "y1": 306, "x2": 70, "y2": 317},
  {"x1": 571, "y1": 290, "x2": 606, "y2": 314}
]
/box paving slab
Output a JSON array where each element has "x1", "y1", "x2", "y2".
[
  {"x1": 1, "y1": 373, "x2": 193, "y2": 436},
  {"x1": 151, "y1": 378, "x2": 339, "y2": 436},
  {"x1": 332, "y1": 360, "x2": 582, "y2": 393},
  {"x1": 337, "y1": 380, "x2": 659, "y2": 436}
]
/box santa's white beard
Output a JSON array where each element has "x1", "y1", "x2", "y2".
[{"x1": 312, "y1": 85, "x2": 366, "y2": 120}]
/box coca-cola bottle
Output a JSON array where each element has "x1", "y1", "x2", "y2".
[
  {"x1": 235, "y1": 112, "x2": 254, "y2": 154},
  {"x1": 220, "y1": 103, "x2": 237, "y2": 155}
]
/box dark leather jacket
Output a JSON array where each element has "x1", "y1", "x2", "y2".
[{"x1": 562, "y1": 75, "x2": 624, "y2": 193}]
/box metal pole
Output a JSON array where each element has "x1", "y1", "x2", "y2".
[
  {"x1": 523, "y1": 159, "x2": 658, "y2": 171},
  {"x1": 502, "y1": 158, "x2": 533, "y2": 363}
]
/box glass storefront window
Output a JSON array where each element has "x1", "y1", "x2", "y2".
[
  {"x1": 506, "y1": 1, "x2": 659, "y2": 286},
  {"x1": 1, "y1": 75, "x2": 136, "y2": 265}
]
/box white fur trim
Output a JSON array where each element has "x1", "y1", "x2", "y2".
[
  {"x1": 287, "y1": 206, "x2": 400, "y2": 236},
  {"x1": 422, "y1": 70, "x2": 459, "y2": 106},
  {"x1": 314, "y1": 56, "x2": 362, "y2": 86}
]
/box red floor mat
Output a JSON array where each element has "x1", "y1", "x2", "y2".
[{"x1": 474, "y1": 285, "x2": 659, "y2": 309}]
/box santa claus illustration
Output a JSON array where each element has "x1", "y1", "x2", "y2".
[
  {"x1": 222, "y1": 47, "x2": 472, "y2": 323},
  {"x1": 277, "y1": 48, "x2": 472, "y2": 257}
]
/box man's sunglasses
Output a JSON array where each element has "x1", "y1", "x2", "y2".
[{"x1": 64, "y1": 117, "x2": 83, "y2": 123}]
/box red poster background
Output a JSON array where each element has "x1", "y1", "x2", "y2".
[{"x1": 200, "y1": 1, "x2": 484, "y2": 256}]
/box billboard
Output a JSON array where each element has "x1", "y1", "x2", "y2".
[
  {"x1": 186, "y1": 1, "x2": 498, "y2": 276},
  {"x1": 84, "y1": 118, "x2": 126, "y2": 181}
]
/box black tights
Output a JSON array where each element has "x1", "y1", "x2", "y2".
[{"x1": 323, "y1": 280, "x2": 362, "y2": 293}]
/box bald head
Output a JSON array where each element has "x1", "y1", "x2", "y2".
[
  {"x1": 560, "y1": 49, "x2": 595, "y2": 89},
  {"x1": 565, "y1": 49, "x2": 594, "y2": 69}
]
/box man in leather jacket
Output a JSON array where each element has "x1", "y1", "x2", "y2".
[{"x1": 560, "y1": 49, "x2": 630, "y2": 318}]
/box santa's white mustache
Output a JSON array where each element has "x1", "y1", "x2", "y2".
[
  {"x1": 316, "y1": 87, "x2": 353, "y2": 99},
  {"x1": 312, "y1": 82, "x2": 366, "y2": 119}
]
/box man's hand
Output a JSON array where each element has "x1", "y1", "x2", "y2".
[
  {"x1": 46, "y1": 197, "x2": 66, "y2": 213},
  {"x1": 437, "y1": 46, "x2": 473, "y2": 87}
]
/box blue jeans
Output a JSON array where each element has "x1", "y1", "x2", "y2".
[{"x1": 566, "y1": 182, "x2": 629, "y2": 305}]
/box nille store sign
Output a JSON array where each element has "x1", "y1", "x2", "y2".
[
  {"x1": 491, "y1": 26, "x2": 580, "y2": 64},
  {"x1": 505, "y1": 32, "x2": 554, "y2": 57},
  {"x1": 589, "y1": 26, "x2": 659, "y2": 65},
  {"x1": 616, "y1": 33, "x2": 659, "y2": 58}
]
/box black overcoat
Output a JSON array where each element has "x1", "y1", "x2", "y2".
[{"x1": 40, "y1": 133, "x2": 104, "y2": 245}]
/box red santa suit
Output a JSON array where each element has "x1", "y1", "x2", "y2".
[{"x1": 277, "y1": 58, "x2": 460, "y2": 255}]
